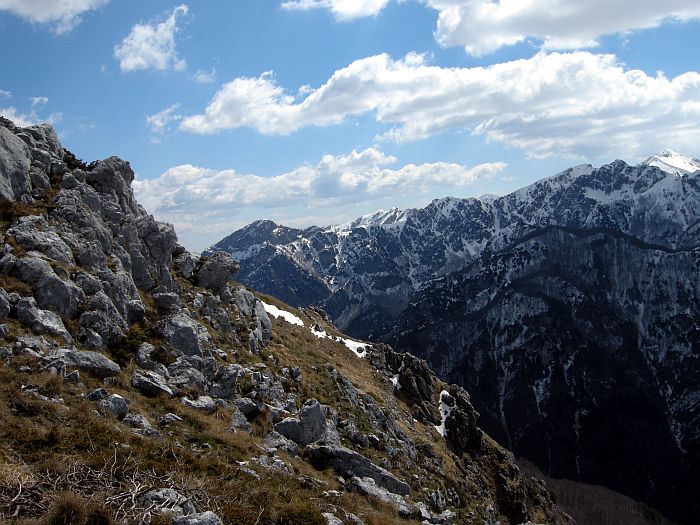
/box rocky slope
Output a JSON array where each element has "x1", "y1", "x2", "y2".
[
  {"x1": 0, "y1": 117, "x2": 571, "y2": 525},
  {"x1": 212, "y1": 150, "x2": 699, "y2": 524}
]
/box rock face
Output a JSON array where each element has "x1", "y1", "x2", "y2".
[{"x1": 214, "y1": 150, "x2": 700, "y2": 524}]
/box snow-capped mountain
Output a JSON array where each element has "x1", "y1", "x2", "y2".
[
  {"x1": 210, "y1": 151, "x2": 700, "y2": 338},
  {"x1": 644, "y1": 148, "x2": 700, "y2": 176},
  {"x1": 210, "y1": 151, "x2": 700, "y2": 524}
]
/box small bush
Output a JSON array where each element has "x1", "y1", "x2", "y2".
[
  {"x1": 275, "y1": 504, "x2": 326, "y2": 525},
  {"x1": 44, "y1": 493, "x2": 86, "y2": 525},
  {"x1": 84, "y1": 504, "x2": 113, "y2": 525}
]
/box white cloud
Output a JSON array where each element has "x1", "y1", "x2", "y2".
[
  {"x1": 133, "y1": 147, "x2": 504, "y2": 247},
  {"x1": 0, "y1": 89, "x2": 11, "y2": 98},
  {"x1": 0, "y1": 107, "x2": 37, "y2": 127},
  {"x1": 0, "y1": 106, "x2": 61, "y2": 127},
  {"x1": 426, "y1": 0, "x2": 700, "y2": 56},
  {"x1": 281, "y1": 0, "x2": 390, "y2": 21},
  {"x1": 114, "y1": 4, "x2": 188, "y2": 73},
  {"x1": 0, "y1": 0, "x2": 108, "y2": 33},
  {"x1": 180, "y1": 51, "x2": 700, "y2": 159},
  {"x1": 146, "y1": 103, "x2": 183, "y2": 138},
  {"x1": 192, "y1": 67, "x2": 217, "y2": 84},
  {"x1": 30, "y1": 96, "x2": 49, "y2": 107}
]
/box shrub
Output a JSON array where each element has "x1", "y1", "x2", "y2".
[
  {"x1": 43, "y1": 493, "x2": 86, "y2": 525},
  {"x1": 275, "y1": 504, "x2": 326, "y2": 525}
]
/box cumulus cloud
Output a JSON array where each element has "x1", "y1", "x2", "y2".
[
  {"x1": 180, "y1": 51, "x2": 700, "y2": 159},
  {"x1": 0, "y1": 0, "x2": 108, "y2": 33},
  {"x1": 146, "y1": 103, "x2": 183, "y2": 138},
  {"x1": 114, "y1": 4, "x2": 188, "y2": 73},
  {"x1": 281, "y1": 0, "x2": 390, "y2": 21},
  {"x1": 133, "y1": 147, "x2": 504, "y2": 246},
  {"x1": 279, "y1": 1, "x2": 700, "y2": 54},
  {"x1": 427, "y1": 0, "x2": 700, "y2": 55},
  {"x1": 0, "y1": 89, "x2": 11, "y2": 98}
]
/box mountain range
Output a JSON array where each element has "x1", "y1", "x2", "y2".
[{"x1": 209, "y1": 149, "x2": 700, "y2": 524}]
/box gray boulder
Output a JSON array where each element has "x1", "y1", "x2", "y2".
[
  {"x1": 7, "y1": 216, "x2": 74, "y2": 265},
  {"x1": 16, "y1": 297, "x2": 72, "y2": 343},
  {"x1": 195, "y1": 251, "x2": 239, "y2": 291},
  {"x1": 0, "y1": 126, "x2": 32, "y2": 202},
  {"x1": 181, "y1": 395, "x2": 216, "y2": 412},
  {"x1": 132, "y1": 369, "x2": 174, "y2": 397},
  {"x1": 172, "y1": 512, "x2": 223, "y2": 525},
  {"x1": 34, "y1": 273, "x2": 85, "y2": 318},
  {"x1": 12, "y1": 256, "x2": 55, "y2": 284},
  {"x1": 136, "y1": 342, "x2": 170, "y2": 377},
  {"x1": 274, "y1": 399, "x2": 327, "y2": 446},
  {"x1": 50, "y1": 348, "x2": 120, "y2": 378},
  {"x1": 264, "y1": 431, "x2": 299, "y2": 456},
  {"x1": 142, "y1": 488, "x2": 195, "y2": 516},
  {"x1": 254, "y1": 300, "x2": 272, "y2": 345},
  {"x1": 348, "y1": 476, "x2": 416, "y2": 517},
  {"x1": 24, "y1": 124, "x2": 62, "y2": 158},
  {"x1": 167, "y1": 357, "x2": 208, "y2": 394},
  {"x1": 157, "y1": 312, "x2": 212, "y2": 357},
  {"x1": 232, "y1": 287, "x2": 256, "y2": 317},
  {"x1": 122, "y1": 412, "x2": 161, "y2": 439},
  {"x1": 0, "y1": 288, "x2": 11, "y2": 319},
  {"x1": 174, "y1": 250, "x2": 199, "y2": 279},
  {"x1": 99, "y1": 394, "x2": 128, "y2": 419},
  {"x1": 153, "y1": 292, "x2": 180, "y2": 312},
  {"x1": 160, "y1": 413, "x2": 183, "y2": 426},
  {"x1": 323, "y1": 513, "x2": 344, "y2": 525},
  {"x1": 230, "y1": 407, "x2": 252, "y2": 433},
  {"x1": 305, "y1": 444, "x2": 410, "y2": 496},
  {"x1": 209, "y1": 364, "x2": 246, "y2": 399}
]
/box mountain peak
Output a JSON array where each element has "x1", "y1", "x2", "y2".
[{"x1": 643, "y1": 149, "x2": 700, "y2": 175}]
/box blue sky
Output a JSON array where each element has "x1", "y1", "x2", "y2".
[{"x1": 1, "y1": 0, "x2": 700, "y2": 251}]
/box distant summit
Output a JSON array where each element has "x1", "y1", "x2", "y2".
[{"x1": 643, "y1": 148, "x2": 700, "y2": 175}]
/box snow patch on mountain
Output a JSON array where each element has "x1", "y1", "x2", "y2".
[
  {"x1": 261, "y1": 301, "x2": 304, "y2": 326},
  {"x1": 644, "y1": 149, "x2": 700, "y2": 176}
]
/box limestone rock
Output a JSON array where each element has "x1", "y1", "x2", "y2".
[
  {"x1": 50, "y1": 349, "x2": 120, "y2": 378},
  {"x1": 274, "y1": 399, "x2": 327, "y2": 446},
  {"x1": 305, "y1": 444, "x2": 410, "y2": 496},
  {"x1": 34, "y1": 273, "x2": 85, "y2": 318},
  {"x1": 174, "y1": 250, "x2": 199, "y2": 279},
  {"x1": 132, "y1": 369, "x2": 174, "y2": 397},
  {"x1": 230, "y1": 407, "x2": 252, "y2": 433},
  {"x1": 99, "y1": 394, "x2": 128, "y2": 419},
  {"x1": 16, "y1": 297, "x2": 72, "y2": 343},
  {"x1": 182, "y1": 395, "x2": 216, "y2": 412},
  {"x1": 157, "y1": 312, "x2": 212, "y2": 357},
  {"x1": 141, "y1": 488, "x2": 195, "y2": 516},
  {"x1": 195, "y1": 251, "x2": 239, "y2": 291},
  {"x1": 0, "y1": 126, "x2": 32, "y2": 202},
  {"x1": 348, "y1": 476, "x2": 416, "y2": 517},
  {"x1": 172, "y1": 512, "x2": 223, "y2": 525},
  {"x1": 7, "y1": 216, "x2": 74, "y2": 265}
]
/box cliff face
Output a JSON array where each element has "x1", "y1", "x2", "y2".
[
  {"x1": 0, "y1": 118, "x2": 569, "y2": 525},
  {"x1": 390, "y1": 226, "x2": 700, "y2": 523}
]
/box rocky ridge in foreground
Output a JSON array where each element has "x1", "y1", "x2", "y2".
[{"x1": 0, "y1": 118, "x2": 569, "y2": 525}]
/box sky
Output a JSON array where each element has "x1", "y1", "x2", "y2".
[{"x1": 1, "y1": 0, "x2": 700, "y2": 251}]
